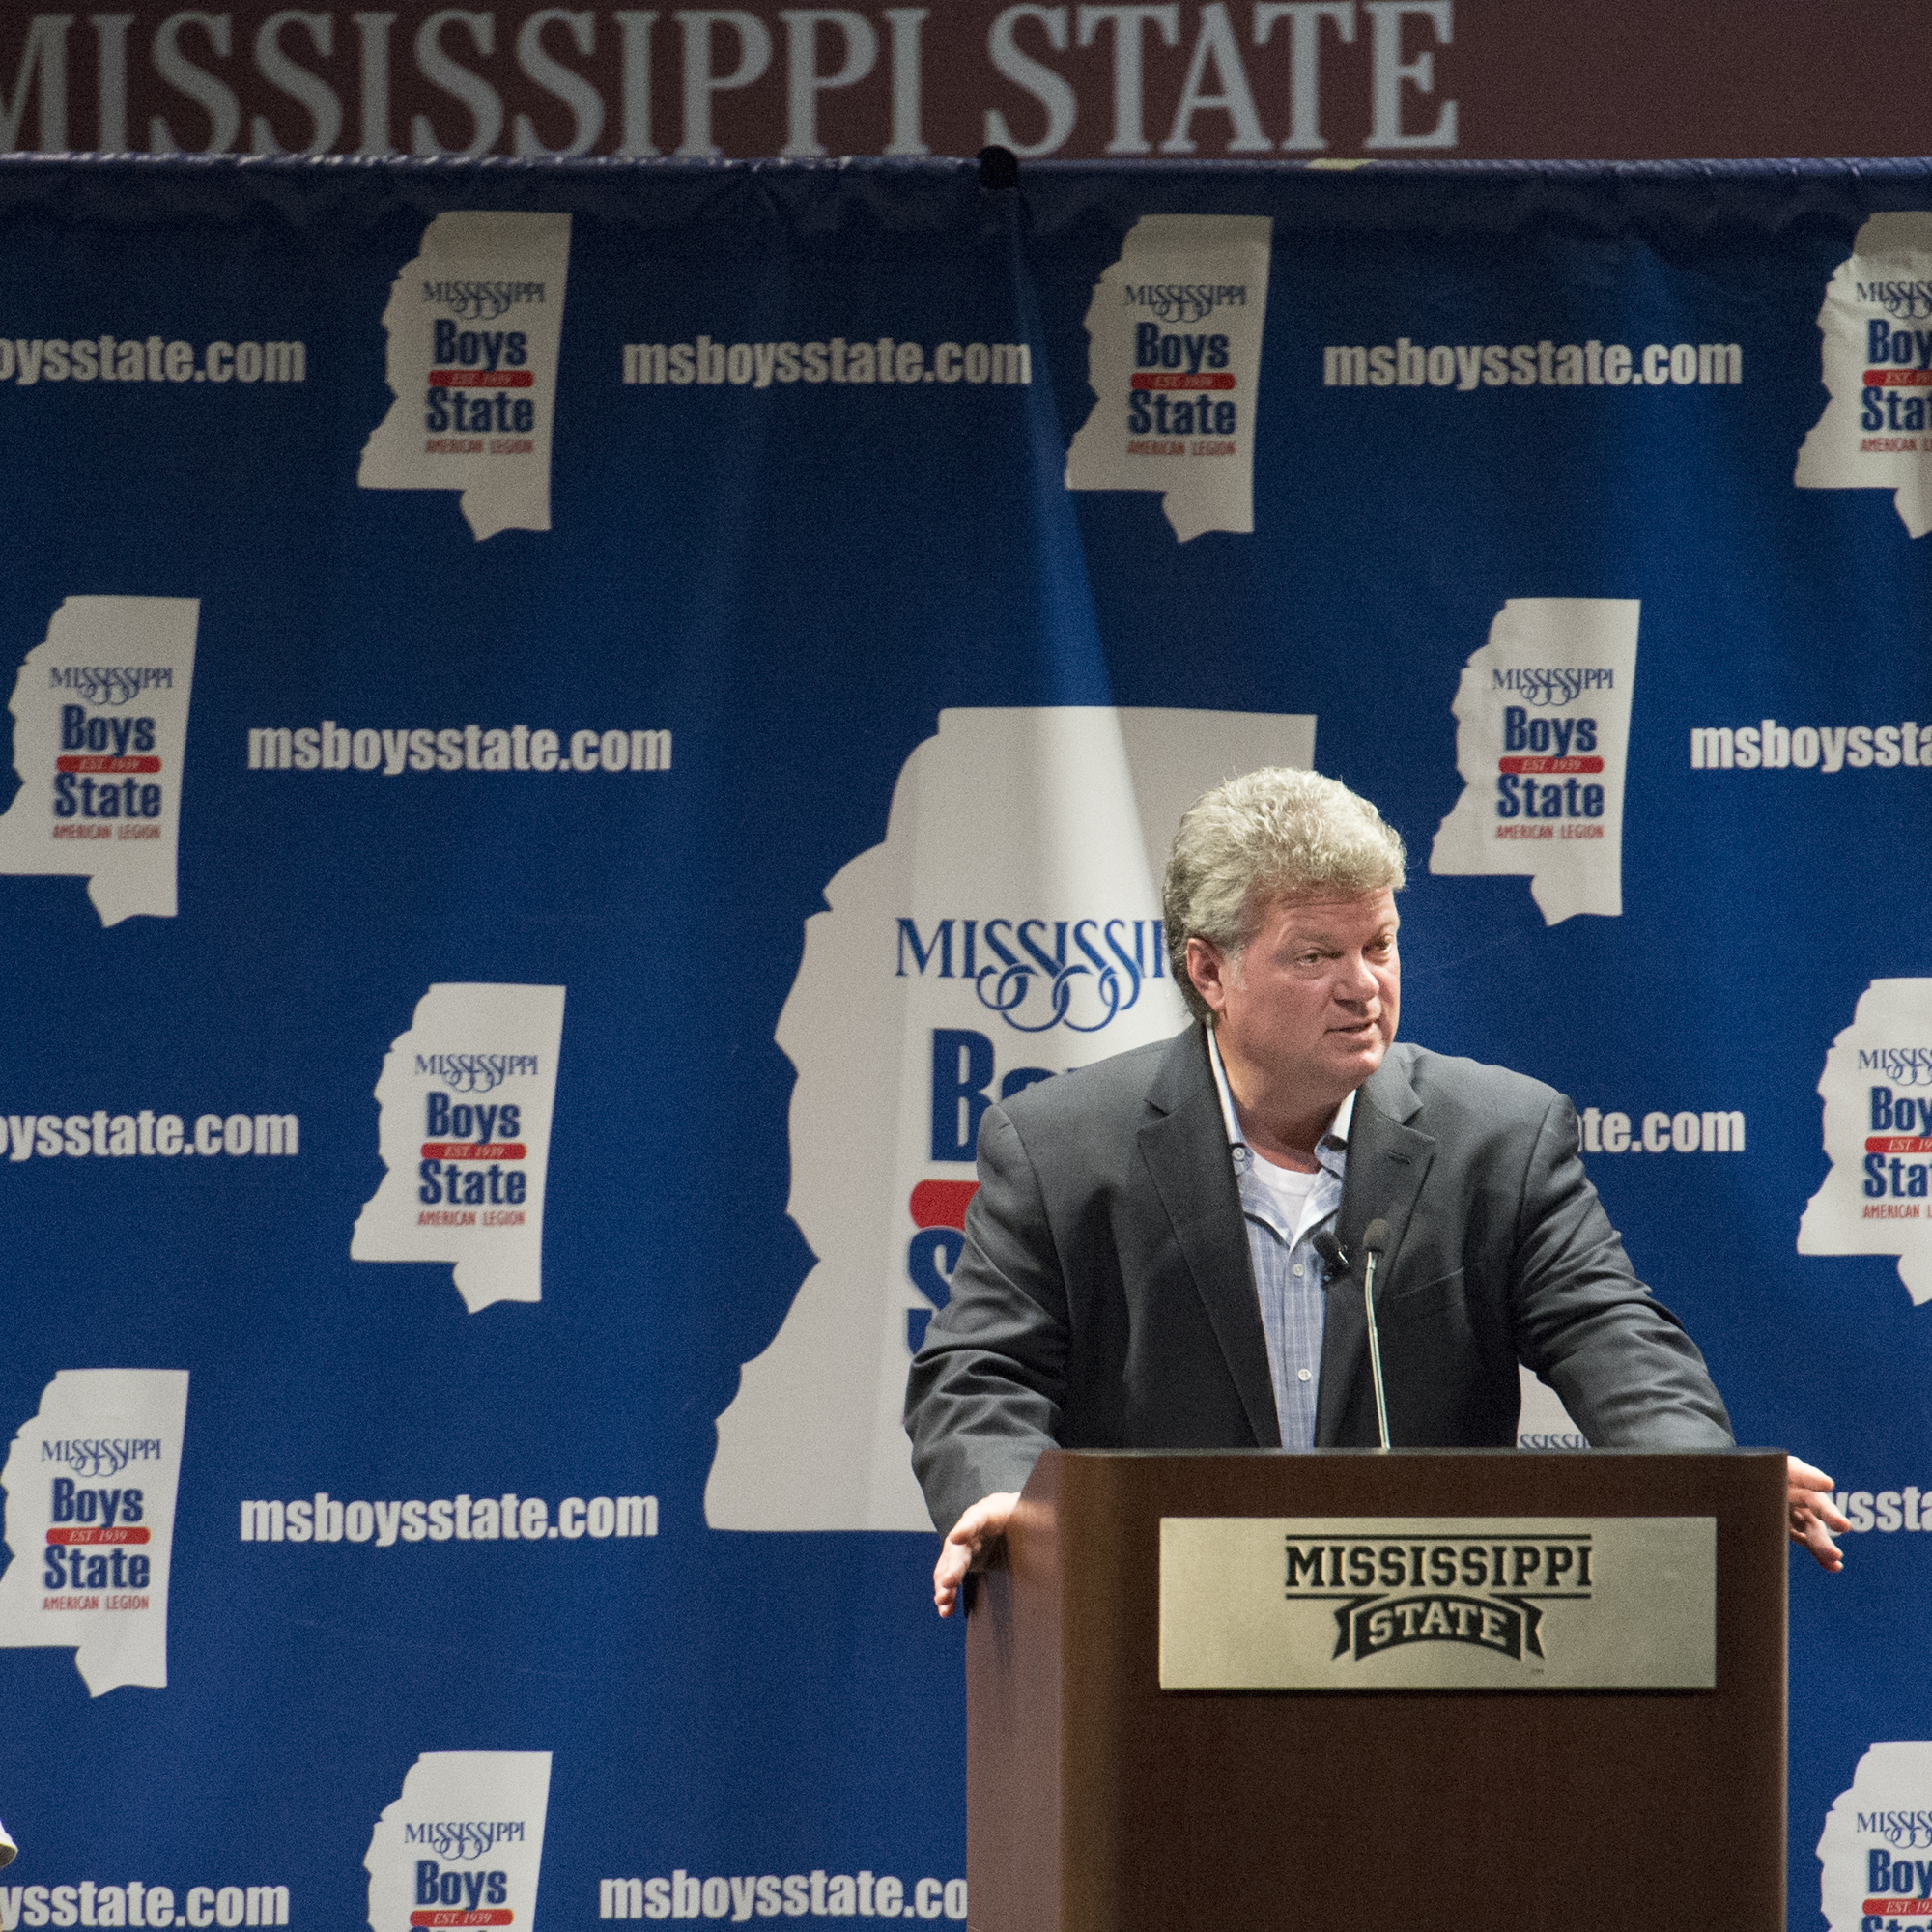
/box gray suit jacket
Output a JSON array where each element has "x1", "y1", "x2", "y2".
[{"x1": 904, "y1": 1023, "x2": 1733, "y2": 1533}]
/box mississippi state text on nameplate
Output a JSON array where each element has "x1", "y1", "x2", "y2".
[{"x1": 1158, "y1": 1517, "x2": 1715, "y2": 1690}]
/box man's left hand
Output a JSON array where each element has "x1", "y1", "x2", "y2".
[{"x1": 1788, "y1": 1455, "x2": 1850, "y2": 1572}]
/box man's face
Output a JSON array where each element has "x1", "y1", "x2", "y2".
[{"x1": 1187, "y1": 889, "x2": 1400, "y2": 1103}]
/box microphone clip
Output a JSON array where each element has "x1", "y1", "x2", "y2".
[{"x1": 1310, "y1": 1228, "x2": 1350, "y2": 1278}]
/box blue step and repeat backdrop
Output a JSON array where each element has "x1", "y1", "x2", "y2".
[{"x1": 1, "y1": 151, "x2": 1930, "y2": 1932}]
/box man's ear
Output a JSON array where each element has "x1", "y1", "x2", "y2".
[{"x1": 1184, "y1": 935, "x2": 1231, "y2": 1017}]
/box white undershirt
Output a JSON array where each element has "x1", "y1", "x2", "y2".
[
  {"x1": 1205, "y1": 1026, "x2": 1356, "y2": 1249},
  {"x1": 1243, "y1": 1154, "x2": 1317, "y2": 1232}
]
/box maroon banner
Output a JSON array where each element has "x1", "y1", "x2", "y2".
[{"x1": 0, "y1": 2, "x2": 1925, "y2": 166}]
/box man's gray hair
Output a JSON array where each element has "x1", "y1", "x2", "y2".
[{"x1": 1163, "y1": 767, "x2": 1407, "y2": 1021}]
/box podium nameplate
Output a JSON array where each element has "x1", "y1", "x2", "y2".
[{"x1": 1159, "y1": 1515, "x2": 1716, "y2": 1690}]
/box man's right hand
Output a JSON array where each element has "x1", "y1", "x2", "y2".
[{"x1": 933, "y1": 1492, "x2": 1021, "y2": 1617}]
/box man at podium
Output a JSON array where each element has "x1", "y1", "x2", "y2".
[{"x1": 904, "y1": 766, "x2": 1846, "y2": 1613}]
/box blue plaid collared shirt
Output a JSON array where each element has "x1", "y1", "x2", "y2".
[{"x1": 1206, "y1": 1026, "x2": 1353, "y2": 1449}]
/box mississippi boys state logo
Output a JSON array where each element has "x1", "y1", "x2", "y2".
[
  {"x1": 0, "y1": 597, "x2": 198, "y2": 924},
  {"x1": 706, "y1": 706, "x2": 1317, "y2": 1532},
  {"x1": 1797, "y1": 213, "x2": 1932, "y2": 536},
  {"x1": 365, "y1": 1752, "x2": 551, "y2": 1932},
  {"x1": 359, "y1": 213, "x2": 570, "y2": 540},
  {"x1": 1818, "y1": 1743, "x2": 1932, "y2": 1931},
  {"x1": 1431, "y1": 598, "x2": 1638, "y2": 924},
  {"x1": 352, "y1": 984, "x2": 566, "y2": 1312},
  {"x1": 1799, "y1": 979, "x2": 1932, "y2": 1301},
  {"x1": 0, "y1": 1369, "x2": 189, "y2": 1693},
  {"x1": 1065, "y1": 214, "x2": 1273, "y2": 541}
]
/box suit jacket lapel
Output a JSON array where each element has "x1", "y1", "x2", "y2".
[
  {"x1": 1315, "y1": 1050, "x2": 1437, "y2": 1445},
  {"x1": 1138, "y1": 1025, "x2": 1281, "y2": 1449}
]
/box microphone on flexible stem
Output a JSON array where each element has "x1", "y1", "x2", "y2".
[
  {"x1": 1360, "y1": 1218, "x2": 1392, "y2": 1452},
  {"x1": 1312, "y1": 1225, "x2": 1393, "y2": 1450}
]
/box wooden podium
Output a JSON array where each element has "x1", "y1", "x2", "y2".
[{"x1": 965, "y1": 1449, "x2": 1786, "y2": 1932}]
